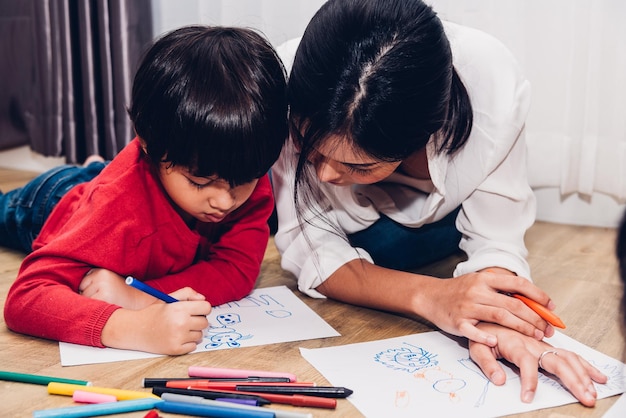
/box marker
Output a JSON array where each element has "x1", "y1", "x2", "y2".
[
  {"x1": 125, "y1": 276, "x2": 178, "y2": 303},
  {"x1": 143, "y1": 410, "x2": 160, "y2": 418},
  {"x1": 33, "y1": 398, "x2": 163, "y2": 418},
  {"x1": 485, "y1": 268, "x2": 566, "y2": 329},
  {"x1": 215, "y1": 398, "x2": 259, "y2": 406},
  {"x1": 72, "y1": 390, "x2": 117, "y2": 404},
  {"x1": 152, "y1": 386, "x2": 271, "y2": 405},
  {"x1": 48, "y1": 382, "x2": 161, "y2": 400},
  {"x1": 143, "y1": 377, "x2": 291, "y2": 387},
  {"x1": 161, "y1": 393, "x2": 314, "y2": 418},
  {"x1": 169, "y1": 380, "x2": 315, "y2": 389},
  {"x1": 157, "y1": 400, "x2": 274, "y2": 418},
  {"x1": 235, "y1": 390, "x2": 337, "y2": 409},
  {"x1": 233, "y1": 385, "x2": 353, "y2": 398},
  {"x1": 512, "y1": 294, "x2": 566, "y2": 329},
  {"x1": 0, "y1": 370, "x2": 91, "y2": 386},
  {"x1": 189, "y1": 366, "x2": 297, "y2": 382},
  {"x1": 156, "y1": 386, "x2": 336, "y2": 409}
]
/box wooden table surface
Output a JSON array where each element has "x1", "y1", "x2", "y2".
[{"x1": 0, "y1": 222, "x2": 625, "y2": 417}]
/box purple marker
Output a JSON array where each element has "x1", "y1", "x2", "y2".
[{"x1": 216, "y1": 397, "x2": 259, "y2": 406}]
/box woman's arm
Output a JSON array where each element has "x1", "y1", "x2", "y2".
[{"x1": 317, "y1": 259, "x2": 555, "y2": 346}]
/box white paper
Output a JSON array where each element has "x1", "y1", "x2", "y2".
[
  {"x1": 602, "y1": 393, "x2": 626, "y2": 417},
  {"x1": 60, "y1": 285, "x2": 339, "y2": 366},
  {"x1": 300, "y1": 331, "x2": 626, "y2": 418}
]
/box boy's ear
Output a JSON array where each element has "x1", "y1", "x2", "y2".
[{"x1": 137, "y1": 136, "x2": 148, "y2": 154}]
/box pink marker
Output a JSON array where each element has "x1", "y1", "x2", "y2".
[
  {"x1": 188, "y1": 366, "x2": 297, "y2": 382},
  {"x1": 72, "y1": 390, "x2": 117, "y2": 404}
]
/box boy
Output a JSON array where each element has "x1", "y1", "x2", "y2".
[{"x1": 1, "y1": 25, "x2": 287, "y2": 355}]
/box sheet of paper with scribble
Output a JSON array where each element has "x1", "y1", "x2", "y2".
[
  {"x1": 300, "y1": 331, "x2": 626, "y2": 417},
  {"x1": 59, "y1": 285, "x2": 339, "y2": 366}
]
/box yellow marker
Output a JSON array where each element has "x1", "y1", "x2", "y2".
[{"x1": 48, "y1": 382, "x2": 160, "y2": 400}]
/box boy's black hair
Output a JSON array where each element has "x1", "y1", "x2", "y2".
[{"x1": 128, "y1": 25, "x2": 288, "y2": 186}]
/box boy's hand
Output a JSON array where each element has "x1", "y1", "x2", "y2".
[
  {"x1": 101, "y1": 300, "x2": 212, "y2": 355},
  {"x1": 79, "y1": 268, "x2": 154, "y2": 309},
  {"x1": 79, "y1": 269, "x2": 206, "y2": 309}
]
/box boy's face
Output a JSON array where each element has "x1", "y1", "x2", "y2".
[{"x1": 157, "y1": 162, "x2": 258, "y2": 225}]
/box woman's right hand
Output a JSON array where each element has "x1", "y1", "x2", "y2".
[
  {"x1": 422, "y1": 269, "x2": 556, "y2": 346},
  {"x1": 101, "y1": 298, "x2": 211, "y2": 355}
]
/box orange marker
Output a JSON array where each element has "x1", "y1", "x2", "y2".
[{"x1": 512, "y1": 294, "x2": 566, "y2": 329}]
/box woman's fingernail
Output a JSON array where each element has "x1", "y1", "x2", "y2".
[
  {"x1": 486, "y1": 335, "x2": 497, "y2": 346},
  {"x1": 534, "y1": 329, "x2": 544, "y2": 340},
  {"x1": 522, "y1": 390, "x2": 535, "y2": 403},
  {"x1": 490, "y1": 370, "x2": 504, "y2": 383}
]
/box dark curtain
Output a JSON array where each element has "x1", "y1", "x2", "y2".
[
  {"x1": 0, "y1": 2, "x2": 33, "y2": 151},
  {"x1": 1, "y1": 0, "x2": 153, "y2": 163}
]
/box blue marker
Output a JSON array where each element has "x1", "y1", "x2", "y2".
[
  {"x1": 125, "y1": 276, "x2": 178, "y2": 303},
  {"x1": 33, "y1": 398, "x2": 163, "y2": 418},
  {"x1": 158, "y1": 400, "x2": 275, "y2": 418}
]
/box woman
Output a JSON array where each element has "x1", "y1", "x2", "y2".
[{"x1": 272, "y1": 0, "x2": 606, "y2": 406}]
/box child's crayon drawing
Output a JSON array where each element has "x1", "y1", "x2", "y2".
[
  {"x1": 59, "y1": 286, "x2": 339, "y2": 366},
  {"x1": 301, "y1": 331, "x2": 626, "y2": 418}
]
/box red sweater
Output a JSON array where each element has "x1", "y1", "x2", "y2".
[{"x1": 4, "y1": 139, "x2": 274, "y2": 347}]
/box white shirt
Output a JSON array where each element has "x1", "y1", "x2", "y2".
[{"x1": 272, "y1": 22, "x2": 535, "y2": 298}]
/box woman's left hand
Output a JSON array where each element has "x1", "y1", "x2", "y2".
[{"x1": 469, "y1": 322, "x2": 608, "y2": 407}]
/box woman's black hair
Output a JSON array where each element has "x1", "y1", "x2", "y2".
[
  {"x1": 128, "y1": 25, "x2": 288, "y2": 186},
  {"x1": 286, "y1": 0, "x2": 473, "y2": 238},
  {"x1": 288, "y1": 0, "x2": 472, "y2": 177}
]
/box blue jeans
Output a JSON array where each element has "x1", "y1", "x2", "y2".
[
  {"x1": 0, "y1": 162, "x2": 106, "y2": 253},
  {"x1": 347, "y1": 209, "x2": 462, "y2": 271}
]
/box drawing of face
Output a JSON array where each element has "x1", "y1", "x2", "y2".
[
  {"x1": 395, "y1": 350, "x2": 434, "y2": 369},
  {"x1": 375, "y1": 346, "x2": 439, "y2": 373},
  {"x1": 216, "y1": 313, "x2": 241, "y2": 326}
]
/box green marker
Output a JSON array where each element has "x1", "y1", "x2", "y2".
[{"x1": 0, "y1": 370, "x2": 91, "y2": 386}]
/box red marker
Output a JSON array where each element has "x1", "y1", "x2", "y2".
[
  {"x1": 143, "y1": 410, "x2": 159, "y2": 418},
  {"x1": 235, "y1": 390, "x2": 337, "y2": 409}
]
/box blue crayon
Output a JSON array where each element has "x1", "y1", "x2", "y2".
[{"x1": 125, "y1": 276, "x2": 178, "y2": 303}]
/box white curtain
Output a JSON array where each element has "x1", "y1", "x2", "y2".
[
  {"x1": 429, "y1": 0, "x2": 626, "y2": 203},
  {"x1": 151, "y1": 0, "x2": 626, "y2": 224},
  {"x1": 151, "y1": 0, "x2": 326, "y2": 48}
]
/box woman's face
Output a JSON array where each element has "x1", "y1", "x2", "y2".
[{"x1": 307, "y1": 134, "x2": 401, "y2": 186}]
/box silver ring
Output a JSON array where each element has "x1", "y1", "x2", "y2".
[{"x1": 538, "y1": 350, "x2": 559, "y2": 369}]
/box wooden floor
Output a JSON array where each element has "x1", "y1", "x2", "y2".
[{"x1": 0, "y1": 167, "x2": 625, "y2": 417}]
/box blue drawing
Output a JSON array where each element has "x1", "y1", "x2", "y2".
[
  {"x1": 458, "y1": 357, "x2": 491, "y2": 407},
  {"x1": 204, "y1": 312, "x2": 252, "y2": 349},
  {"x1": 201, "y1": 292, "x2": 299, "y2": 350},
  {"x1": 214, "y1": 294, "x2": 285, "y2": 309},
  {"x1": 266, "y1": 309, "x2": 292, "y2": 318},
  {"x1": 375, "y1": 343, "x2": 438, "y2": 373},
  {"x1": 215, "y1": 313, "x2": 242, "y2": 326}
]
